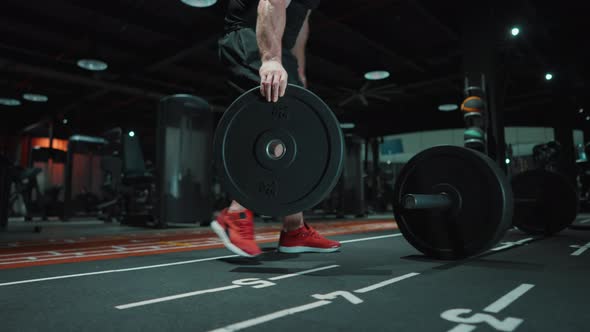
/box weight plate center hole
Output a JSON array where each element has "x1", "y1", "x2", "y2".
[{"x1": 265, "y1": 139, "x2": 286, "y2": 160}]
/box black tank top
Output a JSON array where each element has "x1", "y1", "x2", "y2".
[{"x1": 223, "y1": 0, "x2": 320, "y2": 50}]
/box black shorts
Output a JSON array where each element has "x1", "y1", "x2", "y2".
[{"x1": 218, "y1": 28, "x2": 303, "y2": 99}]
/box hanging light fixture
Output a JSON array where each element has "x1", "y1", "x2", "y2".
[
  {"x1": 23, "y1": 93, "x2": 49, "y2": 102},
  {"x1": 364, "y1": 70, "x2": 390, "y2": 81},
  {"x1": 0, "y1": 98, "x2": 21, "y2": 106},
  {"x1": 77, "y1": 59, "x2": 108, "y2": 71},
  {"x1": 181, "y1": 0, "x2": 217, "y2": 7}
]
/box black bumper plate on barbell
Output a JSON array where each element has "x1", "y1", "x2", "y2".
[
  {"x1": 511, "y1": 169, "x2": 578, "y2": 235},
  {"x1": 393, "y1": 145, "x2": 513, "y2": 259},
  {"x1": 214, "y1": 84, "x2": 344, "y2": 217}
]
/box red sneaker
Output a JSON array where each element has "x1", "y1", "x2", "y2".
[
  {"x1": 278, "y1": 223, "x2": 341, "y2": 253},
  {"x1": 210, "y1": 209, "x2": 262, "y2": 257}
]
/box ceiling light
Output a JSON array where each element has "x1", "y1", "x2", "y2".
[
  {"x1": 438, "y1": 104, "x2": 458, "y2": 112},
  {"x1": 340, "y1": 123, "x2": 356, "y2": 129},
  {"x1": 364, "y1": 70, "x2": 390, "y2": 81},
  {"x1": 77, "y1": 59, "x2": 108, "y2": 71},
  {"x1": 23, "y1": 93, "x2": 49, "y2": 102},
  {"x1": 181, "y1": 0, "x2": 217, "y2": 7},
  {"x1": 505, "y1": 158, "x2": 511, "y2": 164},
  {"x1": 128, "y1": 131, "x2": 135, "y2": 137},
  {"x1": 579, "y1": 108, "x2": 584, "y2": 114},
  {"x1": 510, "y1": 27, "x2": 520, "y2": 37},
  {"x1": 586, "y1": 116, "x2": 590, "y2": 121},
  {"x1": 0, "y1": 98, "x2": 21, "y2": 106},
  {"x1": 63, "y1": 119, "x2": 68, "y2": 124},
  {"x1": 545, "y1": 73, "x2": 553, "y2": 81}
]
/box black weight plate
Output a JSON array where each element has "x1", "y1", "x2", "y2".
[
  {"x1": 214, "y1": 84, "x2": 344, "y2": 217},
  {"x1": 511, "y1": 169, "x2": 578, "y2": 235},
  {"x1": 393, "y1": 145, "x2": 513, "y2": 260}
]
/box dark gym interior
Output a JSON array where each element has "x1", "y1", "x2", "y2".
[{"x1": 1, "y1": 1, "x2": 589, "y2": 331}]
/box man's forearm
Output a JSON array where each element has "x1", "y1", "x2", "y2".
[{"x1": 257, "y1": 0, "x2": 287, "y2": 63}]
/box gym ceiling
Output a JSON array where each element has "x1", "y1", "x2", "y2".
[{"x1": 0, "y1": 0, "x2": 587, "y2": 141}]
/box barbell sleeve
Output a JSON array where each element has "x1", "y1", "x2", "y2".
[{"x1": 402, "y1": 194, "x2": 453, "y2": 210}]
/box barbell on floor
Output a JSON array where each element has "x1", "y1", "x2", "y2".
[
  {"x1": 213, "y1": 84, "x2": 579, "y2": 260},
  {"x1": 392, "y1": 145, "x2": 513, "y2": 260}
]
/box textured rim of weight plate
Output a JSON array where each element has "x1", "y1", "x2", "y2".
[
  {"x1": 392, "y1": 145, "x2": 514, "y2": 259},
  {"x1": 213, "y1": 84, "x2": 345, "y2": 216},
  {"x1": 511, "y1": 169, "x2": 579, "y2": 235}
]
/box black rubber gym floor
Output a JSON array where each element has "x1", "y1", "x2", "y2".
[{"x1": 1, "y1": 217, "x2": 589, "y2": 332}]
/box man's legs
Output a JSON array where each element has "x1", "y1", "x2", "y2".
[{"x1": 214, "y1": 28, "x2": 340, "y2": 257}]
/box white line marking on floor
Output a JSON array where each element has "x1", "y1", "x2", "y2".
[
  {"x1": 0, "y1": 233, "x2": 400, "y2": 287},
  {"x1": 491, "y1": 238, "x2": 534, "y2": 251},
  {"x1": 208, "y1": 300, "x2": 332, "y2": 332},
  {"x1": 483, "y1": 284, "x2": 535, "y2": 313},
  {"x1": 0, "y1": 241, "x2": 227, "y2": 264},
  {"x1": 354, "y1": 272, "x2": 420, "y2": 293},
  {"x1": 116, "y1": 285, "x2": 241, "y2": 310},
  {"x1": 570, "y1": 242, "x2": 590, "y2": 256},
  {"x1": 0, "y1": 233, "x2": 398, "y2": 261},
  {"x1": 340, "y1": 233, "x2": 402, "y2": 244},
  {"x1": 0, "y1": 239, "x2": 217, "y2": 259},
  {"x1": 48, "y1": 251, "x2": 61, "y2": 256},
  {"x1": 209, "y1": 271, "x2": 416, "y2": 332},
  {"x1": 268, "y1": 265, "x2": 339, "y2": 281},
  {"x1": 0, "y1": 254, "x2": 238, "y2": 287},
  {"x1": 448, "y1": 324, "x2": 477, "y2": 332},
  {"x1": 117, "y1": 265, "x2": 340, "y2": 309}
]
